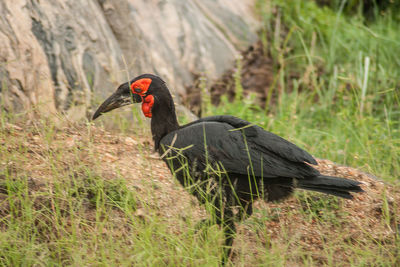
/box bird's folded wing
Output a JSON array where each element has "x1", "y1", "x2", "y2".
[{"x1": 161, "y1": 116, "x2": 319, "y2": 179}]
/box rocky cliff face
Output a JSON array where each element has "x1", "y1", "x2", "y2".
[{"x1": 0, "y1": 0, "x2": 258, "y2": 120}]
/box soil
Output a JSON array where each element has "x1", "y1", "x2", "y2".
[
  {"x1": 1, "y1": 121, "x2": 399, "y2": 265},
  {"x1": 184, "y1": 41, "x2": 276, "y2": 116}
]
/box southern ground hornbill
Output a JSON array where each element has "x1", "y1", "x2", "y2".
[{"x1": 92, "y1": 74, "x2": 363, "y2": 262}]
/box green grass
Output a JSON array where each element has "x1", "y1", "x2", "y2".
[
  {"x1": 207, "y1": 0, "x2": 400, "y2": 183},
  {"x1": 0, "y1": 0, "x2": 399, "y2": 266},
  {"x1": 0, "y1": 118, "x2": 224, "y2": 266}
]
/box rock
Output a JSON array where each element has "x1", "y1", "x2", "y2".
[{"x1": 0, "y1": 0, "x2": 259, "y2": 120}]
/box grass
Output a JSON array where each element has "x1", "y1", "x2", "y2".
[
  {"x1": 1, "y1": 114, "x2": 399, "y2": 266},
  {"x1": 207, "y1": 0, "x2": 400, "y2": 183},
  {"x1": 0, "y1": 0, "x2": 400, "y2": 266},
  {"x1": 0, "y1": 117, "x2": 223, "y2": 266}
]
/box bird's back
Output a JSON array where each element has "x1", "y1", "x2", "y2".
[{"x1": 159, "y1": 116, "x2": 319, "y2": 180}]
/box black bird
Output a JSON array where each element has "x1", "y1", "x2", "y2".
[{"x1": 92, "y1": 74, "x2": 363, "y2": 263}]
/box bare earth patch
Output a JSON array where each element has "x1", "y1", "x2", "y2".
[{"x1": 1, "y1": 120, "x2": 399, "y2": 265}]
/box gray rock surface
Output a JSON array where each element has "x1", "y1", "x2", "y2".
[{"x1": 0, "y1": 0, "x2": 258, "y2": 120}]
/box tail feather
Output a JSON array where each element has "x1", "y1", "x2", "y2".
[
  {"x1": 298, "y1": 185, "x2": 354, "y2": 199},
  {"x1": 297, "y1": 175, "x2": 364, "y2": 199}
]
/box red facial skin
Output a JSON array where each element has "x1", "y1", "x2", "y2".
[
  {"x1": 141, "y1": 95, "x2": 154, "y2": 118},
  {"x1": 130, "y1": 78, "x2": 154, "y2": 118}
]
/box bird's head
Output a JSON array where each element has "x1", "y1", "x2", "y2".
[{"x1": 92, "y1": 74, "x2": 172, "y2": 120}]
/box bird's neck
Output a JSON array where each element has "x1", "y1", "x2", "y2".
[{"x1": 150, "y1": 97, "x2": 179, "y2": 150}]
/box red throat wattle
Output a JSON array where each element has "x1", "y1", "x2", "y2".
[
  {"x1": 130, "y1": 78, "x2": 154, "y2": 118},
  {"x1": 142, "y1": 95, "x2": 154, "y2": 118}
]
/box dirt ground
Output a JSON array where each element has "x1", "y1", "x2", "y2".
[
  {"x1": 184, "y1": 41, "x2": 277, "y2": 116},
  {"x1": 1, "y1": 121, "x2": 398, "y2": 265}
]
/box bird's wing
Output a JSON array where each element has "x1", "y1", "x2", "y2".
[
  {"x1": 197, "y1": 115, "x2": 317, "y2": 165},
  {"x1": 160, "y1": 116, "x2": 319, "y2": 179}
]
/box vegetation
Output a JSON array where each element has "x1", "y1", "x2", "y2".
[
  {"x1": 0, "y1": 0, "x2": 399, "y2": 266},
  {"x1": 209, "y1": 0, "x2": 400, "y2": 183}
]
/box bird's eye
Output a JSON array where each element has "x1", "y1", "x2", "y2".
[{"x1": 134, "y1": 88, "x2": 142, "y2": 93}]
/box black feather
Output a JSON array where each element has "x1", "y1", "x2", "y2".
[{"x1": 296, "y1": 175, "x2": 364, "y2": 198}]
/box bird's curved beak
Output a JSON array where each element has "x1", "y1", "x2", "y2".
[{"x1": 92, "y1": 82, "x2": 142, "y2": 120}]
